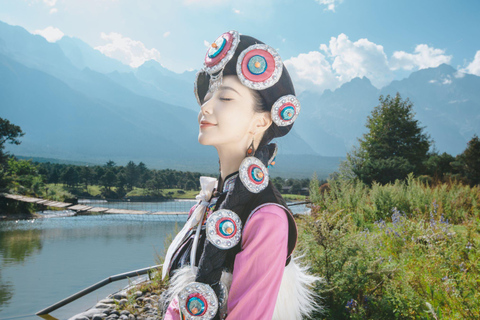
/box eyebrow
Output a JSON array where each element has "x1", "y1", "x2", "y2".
[{"x1": 219, "y1": 86, "x2": 241, "y2": 96}]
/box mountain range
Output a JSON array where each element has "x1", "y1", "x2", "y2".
[{"x1": 1, "y1": 20, "x2": 478, "y2": 178}]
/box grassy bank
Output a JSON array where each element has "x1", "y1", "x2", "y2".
[{"x1": 297, "y1": 174, "x2": 480, "y2": 319}]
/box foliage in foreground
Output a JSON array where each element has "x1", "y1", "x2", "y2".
[{"x1": 298, "y1": 176, "x2": 480, "y2": 319}]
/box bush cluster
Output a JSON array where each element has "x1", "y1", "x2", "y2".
[{"x1": 299, "y1": 175, "x2": 480, "y2": 319}]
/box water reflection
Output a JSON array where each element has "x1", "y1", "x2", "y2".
[
  {"x1": 0, "y1": 225, "x2": 44, "y2": 312},
  {"x1": 0, "y1": 213, "x2": 185, "y2": 319},
  {"x1": 0, "y1": 228, "x2": 43, "y2": 265},
  {"x1": 0, "y1": 274, "x2": 13, "y2": 312}
]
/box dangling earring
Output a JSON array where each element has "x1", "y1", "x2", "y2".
[{"x1": 246, "y1": 137, "x2": 255, "y2": 157}]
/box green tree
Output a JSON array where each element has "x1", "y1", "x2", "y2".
[
  {"x1": 346, "y1": 93, "x2": 431, "y2": 185},
  {"x1": 100, "y1": 169, "x2": 117, "y2": 191},
  {"x1": 424, "y1": 150, "x2": 456, "y2": 180},
  {"x1": 125, "y1": 161, "x2": 138, "y2": 190},
  {"x1": 0, "y1": 118, "x2": 25, "y2": 191},
  {"x1": 80, "y1": 166, "x2": 93, "y2": 190},
  {"x1": 184, "y1": 179, "x2": 197, "y2": 191},
  {"x1": 61, "y1": 166, "x2": 79, "y2": 187},
  {"x1": 456, "y1": 134, "x2": 480, "y2": 185}
]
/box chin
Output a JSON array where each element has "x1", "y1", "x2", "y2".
[{"x1": 198, "y1": 134, "x2": 210, "y2": 146}]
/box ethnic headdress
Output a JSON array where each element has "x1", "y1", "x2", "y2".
[{"x1": 194, "y1": 30, "x2": 301, "y2": 131}]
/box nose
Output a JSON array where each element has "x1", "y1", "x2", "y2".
[{"x1": 200, "y1": 98, "x2": 213, "y2": 115}]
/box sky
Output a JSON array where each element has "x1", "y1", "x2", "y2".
[{"x1": 1, "y1": 0, "x2": 480, "y2": 94}]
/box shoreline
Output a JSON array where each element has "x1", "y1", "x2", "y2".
[{"x1": 69, "y1": 275, "x2": 166, "y2": 320}]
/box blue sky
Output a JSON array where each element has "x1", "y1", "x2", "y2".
[{"x1": 1, "y1": 0, "x2": 479, "y2": 93}]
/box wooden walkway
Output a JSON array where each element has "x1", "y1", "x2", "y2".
[{"x1": 1, "y1": 193, "x2": 188, "y2": 215}]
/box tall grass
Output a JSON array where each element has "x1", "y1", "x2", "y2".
[
  {"x1": 311, "y1": 173, "x2": 480, "y2": 226},
  {"x1": 300, "y1": 175, "x2": 480, "y2": 319}
]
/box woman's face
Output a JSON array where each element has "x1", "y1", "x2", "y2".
[{"x1": 198, "y1": 75, "x2": 264, "y2": 150}]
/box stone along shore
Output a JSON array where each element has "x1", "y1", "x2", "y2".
[{"x1": 69, "y1": 279, "x2": 167, "y2": 320}]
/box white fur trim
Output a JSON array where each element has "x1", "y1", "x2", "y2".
[
  {"x1": 272, "y1": 255, "x2": 322, "y2": 320},
  {"x1": 164, "y1": 255, "x2": 321, "y2": 319}
]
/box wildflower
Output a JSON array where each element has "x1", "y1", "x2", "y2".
[
  {"x1": 345, "y1": 299, "x2": 358, "y2": 313},
  {"x1": 442, "y1": 276, "x2": 448, "y2": 281},
  {"x1": 466, "y1": 242, "x2": 473, "y2": 250}
]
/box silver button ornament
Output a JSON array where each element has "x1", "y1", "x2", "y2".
[
  {"x1": 206, "y1": 209, "x2": 242, "y2": 250},
  {"x1": 239, "y1": 156, "x2": 269, "y2": 193}
]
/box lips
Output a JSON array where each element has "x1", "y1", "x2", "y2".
[{"x1": 200, "y1": 120, "x2": 216, "y2": 127}]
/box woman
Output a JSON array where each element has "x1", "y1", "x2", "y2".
[{"x1": 161, "y1": 31, "x2": 319, "y2": 320}]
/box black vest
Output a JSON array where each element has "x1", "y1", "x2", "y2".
[{"x1": 168, "y1": 176, "x2": 297, "y2": 278}]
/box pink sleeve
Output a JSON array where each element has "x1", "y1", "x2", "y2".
[
  {"x1": 226, "y1": 204, "x2": 289, "y2": 320},
  {"x1": 187, "y1": 203, "x2": 198, "y2": 218},
  {"x1": 163, "y1": 296, "x2": 181, "y2": 320}
]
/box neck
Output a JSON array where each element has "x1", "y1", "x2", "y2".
[{"x1": 216, "y1": 145, "x2": 244, "y2": 186}]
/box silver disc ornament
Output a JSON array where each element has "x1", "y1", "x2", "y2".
[
  {"x1": 178, "y1": 282, "x2": 218, "y2": 320},
  {"x1": 236, "y1": 43, "x2": 283, "y2": 90},
  {"x1": 204, "y1": 30, "x2": 240, "y2": 75},
  {"x1": 206, "y1": 209, "x2": 242, "y2": 250},
  {"x1": 239, "y1": 156, "x2": 269, "y2": 193},
  {"x1": 271, "y1": 94, "x2": 301, "y2": 127}
]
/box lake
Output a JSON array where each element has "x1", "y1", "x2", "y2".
[{"x1": 0, "y1": 199, "x2": 308, "y2": 320}]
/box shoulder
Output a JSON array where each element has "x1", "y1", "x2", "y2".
[
  {"x1": 241, "y1": 204, "x2": 289, "y2": 247},
  {"x1": 247, "y1": 203, "x2": 289, "y2": 226}
]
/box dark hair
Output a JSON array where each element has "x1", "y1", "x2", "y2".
[{"x1": 250, "y1": 88, "x2": 292, "y2": 149}]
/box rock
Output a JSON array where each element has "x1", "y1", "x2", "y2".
[
  {"x1": 113, "y1": 293, "x2": 127, "y2": 300},
  {"x1": 128, "y1": 314, "x2": 136, "y2": 320},
  {"x1": 120, "y1": 310, "x2": 131, "y2": 316},
  {"x1": 92, "y1": 314, "x2": 107, "y2": 320},
  {"x1": 110, "y1": 311, "x2": 120, "y2": 316},
  {"x1": 99, "y1": 298, "x2": 115, "y2": 305},
  {"x1": 135, "y1": 291, "x2": 143, "y2": 298},
  {"x1": 74, "y1": 309, "x2": 105, "y2": 319},
  {"x1": 136, "y1": 297, "x2": 144, "y2": 303},
  {"x1": 118, "y1": 316, "x2": 129, "y2": 320},
  {"x1": 95, "y1": 303, "x2": 112, "y2": 309},
  {"x1": 118, "y1": 299, "x2": 128, "y2": 306},
  {"x1": 70, "y1": 316, "x2": 89, "y2": 320},
  {"x1": 106, "y1": 316, "x2": 119, "y2": 320}
]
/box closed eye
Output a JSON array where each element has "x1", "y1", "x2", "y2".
[{"x1": 220, "y1": 97, "x2": 233, "y2": 101}]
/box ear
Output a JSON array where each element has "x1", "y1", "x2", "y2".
[{"x1": 252, "y1": 111, "x2": 272, "y2": 135}]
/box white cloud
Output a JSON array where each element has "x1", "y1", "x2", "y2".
[
  {"x1": 32, "y1": 26, "x2": 64, "y2": 43},
  {"x1": 442, "y1": 77, "x2": 452, "y2": 85},
  {"x1": 233, "y1": 8, "x2": 241, "y2": 14},
  {"x1": 315, "y1": 0, "x2": 343, "y2": 12},
  {"x1": 284, "y1": 51, "x2": 340, "y2": 93},
  {"x1": 285, "y1": 34, "x2": 458, "y2": 94},
  {"x1": 459, "y1": 50, "x2": 480, "y2": 76},
  {"x1": 49, "y1": 8, "x2": 58, "y2": 14},
  {"x1": 321, "y1": 33, "x2": 393, "y2": 88},
  {"x1": 43, "y1": 0, "x2": 57, "y2": 7},
  {"x1": 204, "y1": 40, "x2": 210, "y2": 48},
  {"x1": 390, "y1": 44, "x2": 452, "y2": 71},
  {"x1": 94, "y1": 32, "x2": 161, "y2": 68},
  {"x1": 163, "y1": 31, "x2": 171, "y2": 38}
]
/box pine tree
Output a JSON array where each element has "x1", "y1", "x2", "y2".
[{"x1": 348, "y1": 93, "x2": 431, "y2": 185}]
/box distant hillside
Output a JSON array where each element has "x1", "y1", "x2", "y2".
[
  {"x1": 1, "y1": 20, "x2": 478, "y2": 179},
  {"x1": 297, "y1": 65, "x2": 480, "y2": 156}
]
